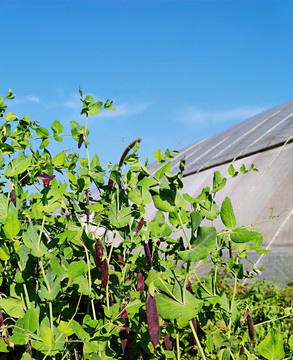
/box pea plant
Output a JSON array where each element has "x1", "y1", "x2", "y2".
[{"x1": 0, "y1": 89, "x2": 292, "y2": 360}]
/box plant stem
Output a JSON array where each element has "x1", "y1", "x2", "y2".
[
  {"x1": 183, "y1": 263, "x2": 190, "y2": 304},
  {"x1": 39, "y1": 261, "x2": 53, "y2": 329},
  {"x1": 49, "y1": 302, "x2": 54, "y2": 330},
  {"x1": 228, "y1": 271, "x2": 238, "y2": 336},
  {"x1": 176, "y1": 332, "x2": 180, "y2": 360},
  {"x1": 213, "y1": 265, "x2": 218, "y2": 296},
  {"x1": 178, "y1": 212, "x2": 191, "y2": 250},
  {"x1": 38, "y1": 216, "x2": 46, "y2": 248},
  {"x1": 189, "y1": 320, "x2": 207, "y2": 360},
  {"x1": 228, "y1": 348, "x2": 236, "y2": 360},
  {"x1": 85, "y1": 114, "x2": 91, "y2": 170},
  {"x1": 83, "y1": 243, "x2": 96, "y2": 320},
  {"x1": 11, "y1": 242, "x2": 30, "y2": 309}
]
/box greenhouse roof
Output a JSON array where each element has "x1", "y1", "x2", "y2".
[{"x1": 153, "y1": 99, "x2": 293, "y2": 177}]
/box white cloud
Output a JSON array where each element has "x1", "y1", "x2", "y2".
[
  {"x1": 63, "y1": 93, "x2": 149, "y2": 119},
  {"x1": 180, "y1": 105, "x2": 266, "y2": 126},
  {"x1": 64, "y1": 93, "x2": 80, "y2": 109},
  {"x1": 26, "y1": 96, "x2": 40, "y2": 103},
  {"x1": 8, "y1": 95, "x2": 41, "y2": 106},
  {"x1": 98, "y1": 103, "x2": 149, "y2": 119}
]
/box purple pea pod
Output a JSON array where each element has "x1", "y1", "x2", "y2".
[
  {"x1": 186, "y1": 279, "x2": 193, "y2": 294},
  {"x1": 118, "y1": 138, "x2": 142, "y2": 169},
  {"x1": 164, "y1": 333, "x2": 173, "y2": 351},
  {"x1": 120, "y1": 305, "x2": 128, "y2": 320},
  {"x1": 109, "y1": 291, "x2": 115, "y2": 307},
  {"x1": 10, "y1": 184, "x2": 16, "y2": 207},
  {"x1": 119, "y1": 305, "x2": 136, "y2": 359},
  {"x1": 143, "y1": 242, "x2": 153, "y2": 268},
  {"x1": 229, "y1": 236, "x2": 233, "y2": 258},
  {"x1": 1, "y1": 129, "x2": 6, "y2": 143},
  {"x1": 95, "y1": 239, "x2": 103, "y2": 273},
  {"x1": 247, "y1": 314, "x2": 254, "y2": 342},
  {"x1": 134, "y1": 218, "x2": 144, "y2": 236},
  {"x1": 239, "y1": 346, "x2": 245, "y2": 356},
  {"x1": 146, "y1": 291, "x2": 160, "y2": 348},
  {"x1": 108, "y1": 178, "x2": 114, "y2": 192},
  {"x1": 78, "y1": 133, "x2": 84, "y2": 149},
  {"x1": 116, "y1": 254, "x2": 125, "y2": 267},
  {"x1": 119, "y1": 327, "x2": 136, "y2": 360},
  {"x1": 240, "y1": 309, "x2": 249, "y2": 326},
  {"x1": 136, "y1": 271, "x2": 145, "y2": 295},
  {"x1": 101, "y1": 259, "x2": 108, "y2": 289}
]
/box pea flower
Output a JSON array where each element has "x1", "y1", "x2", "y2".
[
  {"x1": 38, "y1": 173, "x2": 55, "y2": 187},
  {"x1": 252, "y1": 268, "x2": 262, "y2": 277}
]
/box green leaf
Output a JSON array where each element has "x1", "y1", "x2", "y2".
[
  {"x1": 53, "y1": 152, "x2": 66, "y2": 167},
  {"x1": 221, "y1": 349, "x2": 230, "y2": 360},
  {"x1": 109, "y1": 202, "x2": 132, "y2": 228},
  {"x1": 71, "y1": 320, "x2": 90, "y2": 341},
  {"x1": 67, "y1": 260, "x2": 86, "y2": 279},
  {"x1": 51, "y1": 256, "x2": 65, "y2": 276},
  {"x1": 4, "y1": 112, "x2": 18, "y2": 122},
  {"x1": 21, "y1": 353, "x2": 34, "y2": 360},
  {"x1": 5, "y1": 151, "x2": 31, "y2": 177},
  {"x1": 0, "y1": 297, "x2": 25, "y2": 318},
  {"x1": 258, "y1": 329, "x2": 285, "y2": 360},
  {"x1": 212, "y1": 171, "x2": 226, "y2": 193},
  {"x1": 154, "y1": 149, "x2": 163, "y2": 162},
  {"x1": 4, "y1": 212, "x2": 20, "y2": 238},
  {"x1": 190, "y1": 211, "x2": 202, "y2": 233},
  {"x1": 289, "y1": 335, "x2": 293, "y2": 350},
  {"x1": 53, "y1": 132, "x2": 63, "y2": 142},
  {"x1": 57, "y1": 320, "x2": 74, "y2": 337},
  {"x1": 0, "y1": 143, "x2": 14, "y2": 154},
  {"x1": 228, "y1": 164, "x2": 235, "y2": 176},
  {"x1": 137, "y1": 177, "x2": 157, "y2": 187},
  {"x1": 0, "y1": 245, "x2": 10, "y2": 261},
  {"x1": 150, "y1": 188, "x2": 178, "y2": 213},
  {"x1": 156, "y1": 288, "x2": 202, "y2": 321},
  {"x1": 51, "y1": 120, "x2": 64, "y2": 134},
  {"x1": 23, "y1": 308, "x2": 38, "y2": 333},
  {"x1": 220, "y1": 197, "x2": 236, "y2": 229},
  {"x1": 240, "y1": 164, "x2": 247, "y2": 174},
  {"x1": 178, "y1": 226, "x2": 217, "y2": 262},
  {"x1": 70, "y1": 121, "x2": 81, "y2": 141},
  {"x1": 39, "y1": 138, "x2": 49, "y2": 149},
  {"x1": 42, "y1": 326, "x2": 54, "y2": 347},
  {"x1": 128, "y1": 187, "x2": 151, "y2": 206},
  {"x1": 230, "y1": 227, "x2": 262, "y2": 243},
  {"x1": 155, "y1": 161, "x2": 171, "y2": 180},
  {"x1": 36, "y1": 127, "x2": 49, "y2": 138},
  {"x1": 219, "y1": 293, "x2": 230, "y2": 312},
  {"x1": 8, "y1": 333, "x2": 27, "y2": 345},
  {"x1": 0, "y1": 339, "x2": 9, "y2": 353},
  {"x1": 23, "y1": 223, "x2": 47, "y2": 257}
]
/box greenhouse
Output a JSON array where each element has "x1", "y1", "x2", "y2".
[{"x1": 151, "y1": 99, "x2": 293, "y2": 285}]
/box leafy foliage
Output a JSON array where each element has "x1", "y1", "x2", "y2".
[{"x1": 0, "y1": 89, "x2": 291, "y2": 360}]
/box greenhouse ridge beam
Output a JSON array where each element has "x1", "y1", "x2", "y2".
[{"x1": 182, "y1": 137, "x2": 293, "y2": 178}]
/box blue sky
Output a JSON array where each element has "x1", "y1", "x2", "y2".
[{"x1": 1, "y1": 0, "x2": 293, "y2": 166}]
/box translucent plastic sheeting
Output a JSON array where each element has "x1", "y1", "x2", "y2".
[{"x1": 148, "y1": 100, "x2": 293, "y2": 284}]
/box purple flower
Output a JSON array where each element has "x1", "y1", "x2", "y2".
[
  {"x1": 252, "y1": 268, "x2": 262, "y2": 277},
  {"x1": 38, "y1": 173, "x2": 55, "y2": 187}
]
